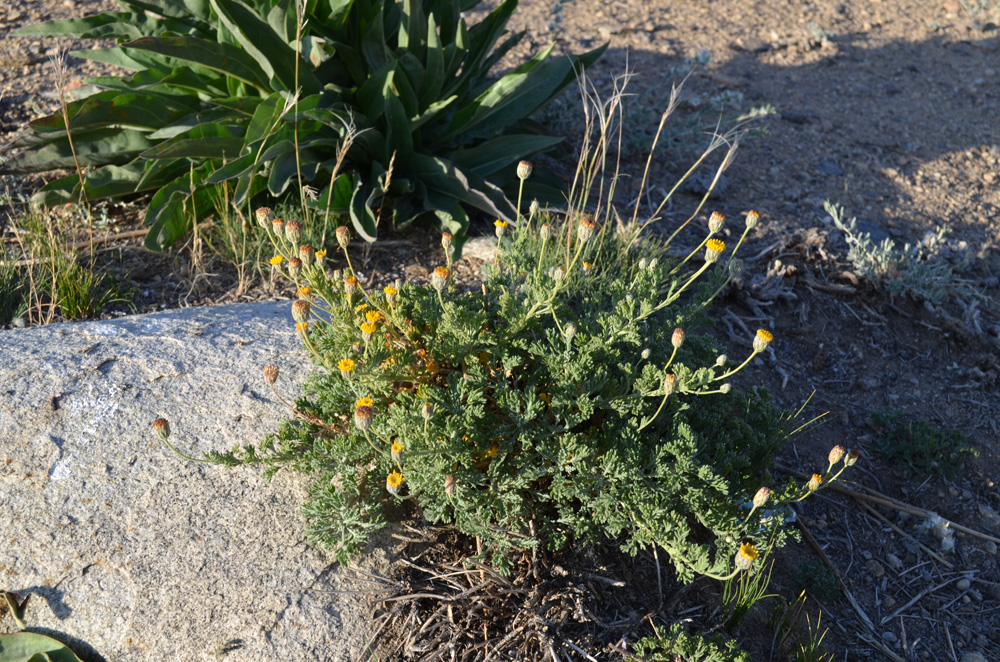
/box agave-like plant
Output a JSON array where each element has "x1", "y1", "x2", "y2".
[{"x1": 4, "y1": 0, "x2": 605, "y2": 249}]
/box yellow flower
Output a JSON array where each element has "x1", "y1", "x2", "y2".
[
  {"x1": 356, "y1": 396, "x2": 374, "y2": 408},
  {"x1": 391, "y1": 440, "x2": 403, "y2": 464},
  {"x1": 704, "y1": 238, "x2": 726, "y2": 263},
  {"x1": 483, "y1": 444, "x2": 499, "y2": 459},
  {"x1": 269, "y1": 255, "x2": 283, "y2": 266},
  {"x1": 386, "y1": 470, "x2": 404, "y2": 495},
  {"x1": 355, "y1": 302, "x2": 369, "y2": 313},
  {"x1": 360, "y1": 322, "x2": 377, "y2": 342},
  {"x1": 365, "y1": 310, "x2": 382, "y2": 323},
  {"x1": 735, "y1": 542, "x2": 759, "y2": 571},
  {"x1": 753, "y1": 328, "x2": 774, "y2": 353},
  {"x1": 384, "y1": 285, "x2": 398, "y2": 296},
  {"x1": 316, "y1": 249, "x2": 327, "y2": 259},
  {"x1": 807, "y1": 473, "x2": 823, "y2": 492},
  {"x1": 298, "y1": 287, "x2": 311, "y2": 298},
  {"x1": 338, "y1": 358, "x2": 355, "y2": 377}
]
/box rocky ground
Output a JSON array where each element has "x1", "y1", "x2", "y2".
[{"x1": 2, "y1": 0, "x2": 1000, "y2": 660}]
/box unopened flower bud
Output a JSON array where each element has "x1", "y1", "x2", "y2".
[
  {"x1": 641, "y1": 348, "x2": 651, "y2": 360},
  {"x1": 716, "y1": 354, "x2": 727, "y2": 367},
  {"x1": 444, "y1": 474, "x2": 456, "y2": 496},
  {"x1": 745, "y1": 210, "x2": 760, "y2": 230},
  {"x1": 829, "y1": 445, "x2": 846, "y2": 465},
  {"x1": 285, "y1": 219, "x2": 303, "y2": 243},
  {"x1": 708, "y1": 211, "x2": 726, "y2": 234},
  {"x1": 272, "y1": 218, "x2": 285, "y2": 238},
  {"x1": 663, "y1": 373, "x2": 676, "y2": 396},
  {"x1": 336, "y1": 225, "x2": 350, "y2": 249},
  {"x1": 578, "y1": 216, "x2": 598, "y2": 242},
  {"x1": 720, "y1": 383, "x2": 731, "y2": 394},
  {"x1": 844, "y1": 449, "x2": 860, "y2": 467},
  {"x1": 299, "y1": 244, "x2": 314, "y2": 266},
  {"x1": 752, "y1": 486, "x2": 771, "y2": 508},
  {"x1": 529, "y1": 199, "x2": 540, "y2": 216},
  {"x1": 391, "y1": 440, "x2": 403, "y2": 464},
  {"x1": 431, "y1": 266, "x2": 450, "y2": 291},
  {"x1": 638, "y1": 257, "x2": 648, "y2": 270},
  {"x1": 517, "y1": 160, "x2": 533, "y2": 180},
  {"x1": 354, "y1": 405, "x2": 374, "y2": 431},
  {"x1": 551, "y1": 266, "x2": 565, "y2": 284},
  {"x1": 344, "y1": 275, "x2": 358, "y2": 297},
  {"x1": 728, "y1": 258, "x2": 744, "y2": 277},
  {"x1": 648, "y1": 258, "x2": 658, "y2": 270},
  {"x1": 152, "y1": 417, "x2": 170, "y2": 441},
  {"x1": 263, "y1": 363, "x2": 280, "y2": 385},
  {"x1": 753, "y1": 328, "x2": 773, "y2": 353},
  {"x1": 565, "y1": 324, "x2": 577, "y2": 341},
  {"x1": 292, "y1": 299, "x2": 311, "y2": 324},
  {"x1": 671, "y1": 328, "x2": 685, "y2": 349},
  {"x1": 704, "y1": 238, "x2": 725, "y2": 264},
  {"x1": 287, "y1": 257, "x2": 302, "y2": 278},
  {"x1": 441, "y1": 232, "x2": 453, "y2": 250},
  {"x1": 421, "y1": 402, "x2": 434, "y2": 420},
  {"x1": 540, "y1": 224, "x2": 552, "y2": 241},
  {"x1": 807, "y1": 473, "x2": 823, "y2": 492},
  {"x1": 255, "y1": 207, "x2": 274, "y2": 227}
]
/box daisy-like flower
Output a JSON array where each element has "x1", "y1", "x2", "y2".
[
  {"x1": 336, "y1": 225, "x2": 350, "y2": 249},
  {"x1": 360, "y1": 322, "x2": 376, "y2": 343},
  {"x1": 671, "y1": 328, "x2": 685, "y2": 349},
  {"x1": 298, "y1": 287, "x2": 311, "y2": 298},
  {"x1": 384, "y1": 285, "x2": 398, "y2": 305},
  {"x1": 365, "y1": 310, "x2": 382, "y2": 324},
  {"x1": 344, "y1": 275, "x2": 358, "y2": 297},
  {"x1": 391, "y1": 440, "x2": 403, "y2": 464},
  {"x1": 577, "y1": 215, "x2": 598, "y2": 242},
  {"x1": 356, "y1": 396, "x2": 374, "y2": 408},
  {"x1": 291, "y1": 299, "x2": 311, "y2": 324},
  {"x1": 517, "y1": 160, "x2": 533, "y2": 180},
  {"x1": 386, "y1": 470, "x2": 404, "y2": 496},
  {"x1": 287, "y1": 257, "x2": 302, "y2": 278},
  {"x1": 255, "y1": 207, "x2": 274, "y2": 227},
  {"x1": 752, "y1": 486, "x2": 771, "y2": 508},
  {"x1": 315, "y1": 249, "x2": 327, "y2": 266},
  {"x1": 152, "y1": 417, "x2": 170, "y2": 441},
  {"x1": 745, "y1": 209, "x2": 760, "y2": 229},
  {"x1": 483, "y1": 444, "x2": 499, "y2": 460},
  {"x1": 295, "y1": 321, "x2": 309, "y2": 337},
  {"x1": 338, "y1": 358, "x2": 355, "y2": 378},
  {"x1": 285, "y1": 219, "x2": 303, "y2": 243},
  {"x1": 753, "y1": 328, "x2": 773, "y2": 353},
  {"x1": 735, "y1": 542, "x2": 759, "y2": 571},
  {"x1": 355, "y1": 302, "x2": 369, "y2": 313},
  {"x1": 807, "y1": 473, "x2": 823, "y2": 492},
  {"x1": 354, "y1": 405, "x2": 373, "y2": 431},
  {"x1": 299, "y1": 244, "x2": 314, "y2": 266},
  {"x1": 269, "y1": 255, "x2": 283, "y2": 266},
  {"x1": 708, "y1": 211, "x2": 726, "y2": 234},
  {"x1": 431, "y1": 266, "x2": 450, "y2": 292},
  {"x1": 494, "y1": 219, "x2": 509, "y2": 239},
  {"x1": 704, "y1": 238, "x2": 725, "y2": 264}
]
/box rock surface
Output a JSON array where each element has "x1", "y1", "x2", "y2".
[{"x1": 0, "y1": 303, "x2": 372, "y2": 661}]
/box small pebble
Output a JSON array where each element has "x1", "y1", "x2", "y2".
[
  {"x1": 882, "y1": 631, "x2": 897, "y2": 643},
  {"x1": 867, "y1": 560, "x2": 885, "y2": 578},
  {"x1": 887, "y1": 553, "x2": 902, "y2": 570},
  {"x1": 986, "y1": 541, "x2": 997, "y2": 555},
  {"x1": 884, "y1": 596, "x2": 897, "y2": 609},
  {"x1": 957, "y1": 578, "x2": 972, "y2": 591},
  {"x1": 960, "y1": 653, "x2": 986, "y2": 662}
]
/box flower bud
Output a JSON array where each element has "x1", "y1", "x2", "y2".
[
  {"x1": 421, "y1": 402, "x2": 434, "y2": 420},
  {"x1": 255, "y1": 207, "x2": 274, "y2": 228},
  {"x1": 299, "y1": 244, "x2": 314, "y2": 266},
  {"x1": 271, "y1": 218, "x2": 285, "y2": 238},
  {"x1": 540, "y1": 224, "x2": 552, "y2": 241},
  {"x1": 752, "y1": 486, "x2": 771, "y2": 508},
  {"x1": 431, "y1": 266, "x2": 450, "y2": 291},
  {"x1": 753, "y1": 328, "x2": 773, "y2": 353},
  {"x1": 716, "y1": 354, "x2": 727, "y2": 367},
  {"x1": 287, "y1": 257, "x2": 302, "y2": 278},
  {"x1": 578, "y1": 215, "x2": 598, "y2": 242},
  {"x1": 494, "y1": 219, "x2": 509, "y2": 239},
  {"x1": 582, "y1": 261, "x2": 593, "y2": 276},
  {"x1": 704, "y1": 238, "x2": 725, "y2": 264},
  {"x1": 529, "y1": 199, "x2": 540, "y2": 216},
  {"x1": 263, "y1": 364, "x2": 279, "y2": 385},
  {"x1": 807, "y1": 473, "x2": 823, "y2": 492},
  {"x1": 315, "y1": 249, "x2": 327, "y2": 266},
  {"x1": 671, "y1": 328, "x2": 685, "y2": 349},
  {"x1": 719, "y1": 383, "x2": 731, "y2": 394},
  {"x1": 444, "y1": 474, "x2": 456, "y2": 497},
  {"x1": 517, "y1": 160, "x2": 533, "y2": 180},
  {"x1": 391, "y1": 440, "x2": 403, "y2": 464},
  {"x1": 292, "y1": 299, "x2": 311, "y2": 324},
  {"x1": 648, "y1": 258, "x2": 658, "y2": 270},
  {"x1": 152, "y1": 417, "x2": 170, "y2": 441},
  {"x1": 708, "y1": 211, "x2": 726, "y2": 234},
  {"x1": 354, "y1": 405, "x2": 374, "y2": 431},
  {"x1": 745, "y1": 210, "x2": 759, "y2": 230},
  {"x1": 343, "y1": 275, "x2": 358, "y2": 297},
  {"x1": 336, "y1": 225, "x2": 350, "y2": 249},
  {"x1": 565, "y1": 324, "x2": 577, "y2": 341},
  {"x1": 285, "y1": 219, "x2": 303, "y2": 244},
  {"x1": 384, "y1": 285, "x2": 398, "y2": 306},
  {"x1": 728, "y1": 259, "x2": 744, "y2": 277},
  {"x1": 663, "y1": 373, "x2": 676, "y2": 396},
  {"x1": 638, "y1": 257, "x2": 648, "y2": 270},
  {"x1": 829, "y1": 445, "x2": 846, "y2": 465},
  {"x1": 844, "y1": 449, "x2": 860, "y2": 467},
  {"x1": 641, "y1": 348, "x2": 651, "y2": 360}
]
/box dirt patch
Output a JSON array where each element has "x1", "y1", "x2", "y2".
[{"x1": 2, "y1": 0, "x2": 1000, "y2": 659}]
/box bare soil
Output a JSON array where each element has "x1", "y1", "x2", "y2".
[{"x1": 3, "y1": 0, "x2": 1000, "y2": 660}]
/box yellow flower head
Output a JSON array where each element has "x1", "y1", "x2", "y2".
[
  {"x1": 338, "y1": 358, "x2": 355, "y2": 375},
  {"x1": 365, "y1": 310, "x2": 382, "y2": 323},
  {"x1": 384, "y1": 285, "x2": 398, "y2": 296},
  {"x1": 360, "y1": 322, "x2": 376, "y2": 334},
  {"x1": 483, "y1": 445, "x2": 499, "y2": 459},
  {"x1": 494, "y1": 219, "x2": 509, "y2": 229},
  {"x1": 753, "y1": 328, "x2": 774, "y2": 353},
  {"x1": 316, "y1": 249, "x2": 327, "y2": 259},
  {"x1": 269, "y1": 255, "x2": 283, "y2": 266},
  {"x1": 391, "y1": 440, "x2": 403, "y2": 454},
  {"x1": 735, "y1": 542, "x2": 759, "y2": 571},
  {"x1": 356, "y1": 396, "x2": 374, "y2": 408},
  {"x1": 807, "y1": 473, "x2": 823, "y2": 492},
  {"x1": 355, "y1": 302, "x2": 369, "y2": 313},
  {"x1": 387, "y1": 470, "x2": 404, "y2": 488},
  {"x1": 298, "y1": 287, "x2": 311, "y2": 298}
]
